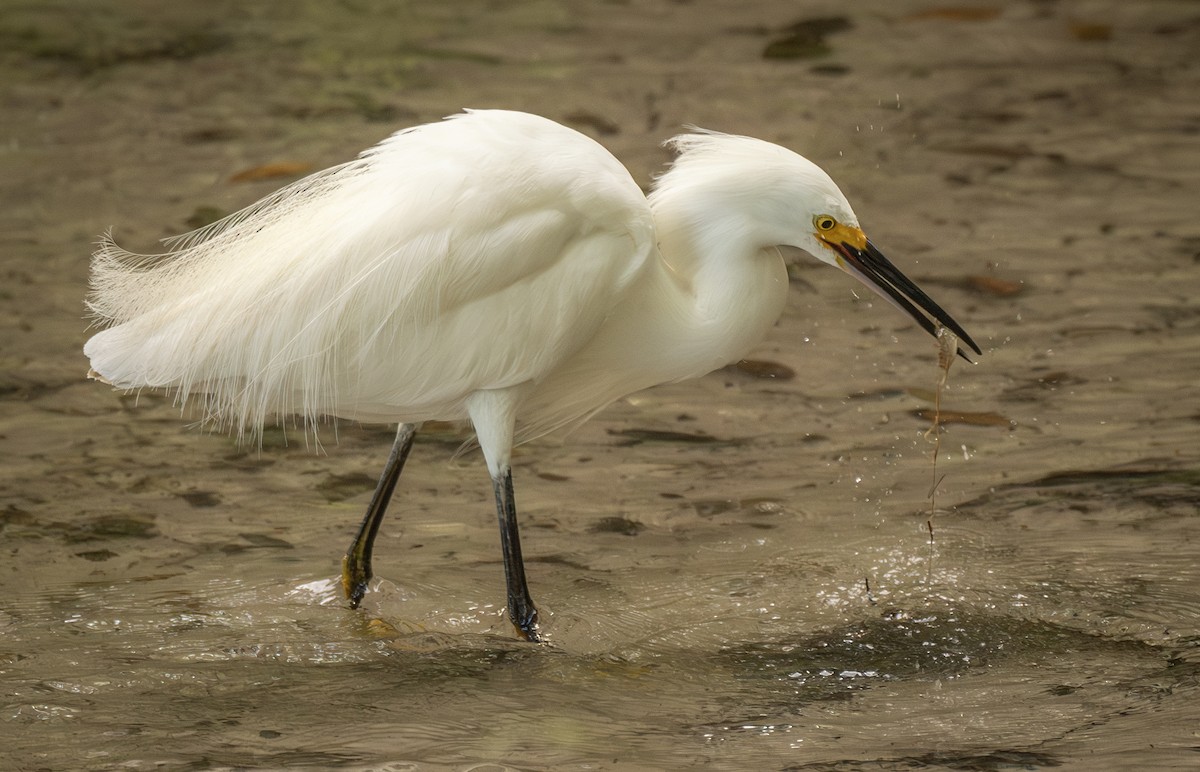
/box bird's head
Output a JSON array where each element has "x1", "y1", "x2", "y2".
[
  {"x1": 795, "y1": 181, "x2": 982, "y2": 362},
  {"x1": 657, "y1": 130, "x2": 981, "y2": 360}
]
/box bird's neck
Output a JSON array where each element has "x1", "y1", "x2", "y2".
[
  {"x1": 641, "y1": 201, "x2": 791, "y2": 380},
  {"x1": 514, "y1": 203, "x2": 790, "y2": 442}
]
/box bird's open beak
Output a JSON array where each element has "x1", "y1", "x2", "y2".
[{"x1": 820, "y1": 224, "x2": 982, "y2": 361}]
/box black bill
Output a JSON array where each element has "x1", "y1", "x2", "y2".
[{"x1": 834, "y1": 239, "x2": 982, "y2": 361}]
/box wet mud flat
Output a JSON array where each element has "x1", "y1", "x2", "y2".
[{"x1": 2, "y1": 1, "x2": 1199, "y2": 769}]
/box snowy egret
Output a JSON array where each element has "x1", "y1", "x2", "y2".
[{"x1": 84, "y1": 109, "x2": 980, "y2": 642}]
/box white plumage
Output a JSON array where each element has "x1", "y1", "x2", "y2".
[
  {"x1": 84, "y1": 109, "x2": 979, "y2": 640},
  {"x1": 87, "y1": 111, "x2": 657, "y2": 441}
]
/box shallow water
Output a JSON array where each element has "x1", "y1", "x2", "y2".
[{"x1": 2, "y1": 1, "x2": 1200, "y2": 769}]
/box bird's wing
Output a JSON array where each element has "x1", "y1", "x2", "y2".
[{"x1": 84, "y1": 111, "x2": 656, "y2": 436}]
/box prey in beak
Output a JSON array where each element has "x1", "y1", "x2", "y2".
[{"x1": 814, "y1": 215, "x2": 982, "y2": 361}]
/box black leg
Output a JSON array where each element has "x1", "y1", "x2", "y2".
[
  {"x1": 342, "y1": 423, "x2": 417, "y2": 608},
  {"x1": 492, "y1": 467, "x2": 542, "y2": 642}
]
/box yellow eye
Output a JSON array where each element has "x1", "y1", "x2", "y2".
[{"x1": 814, "y1": 215, "x2": 837, "y2": 232}]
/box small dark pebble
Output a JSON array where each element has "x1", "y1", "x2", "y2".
[
  {"x1": 762, "y1": 16, "x2": 852, "y2": 60},
  {"x1": 589, "y1": 516, "x2": 644, "y2": 536},
  {"x1": 728, "y1": 359, "x2": 796, "y2": 380},
  {"x1": 75, "y1": 549, "x2": 119, "y2": 562},
  {"x1": 180, "y1": 490, "x2": 221, "y2": 508}
]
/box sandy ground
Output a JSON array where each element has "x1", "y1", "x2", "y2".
[{"x1": 2, "y1": 1, "x2": 1199, "y2": 770}]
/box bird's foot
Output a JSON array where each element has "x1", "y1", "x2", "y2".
[
  {"x1": 510, "y1": 605, "x2": 543, "y2": 643},
  {"x1": 341, "y1": 554, "x2": 370, "y2": 610}
]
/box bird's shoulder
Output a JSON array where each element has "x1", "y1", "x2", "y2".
[
  {"x1": 367, "y1": 110, "x2": 651, "y2": 233},
  {"x1": 331, "y1": 112, "x2": 652, "y2": 299},
  {"x1": 283, "y1": 112, "x2": 653, "y2": 326}
]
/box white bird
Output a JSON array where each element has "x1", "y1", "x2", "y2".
[{"x1": 84, "y1": 109, "x2": 980, "y2": 642}]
